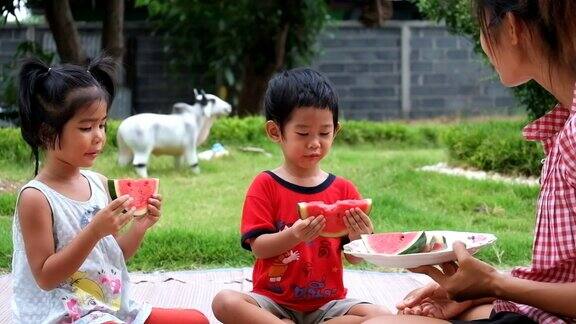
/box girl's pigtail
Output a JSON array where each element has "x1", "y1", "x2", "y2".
[
  {"x1": 87, "y1": 56, "x2": 118, "y2": 104},
  {"x1": 18, "y1": 58, "x2": 50, "y2": 175}
]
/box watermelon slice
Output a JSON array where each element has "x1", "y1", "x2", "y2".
[
  {"x1": 425, "y1": 234, "x2": 448, "y2": 252},
  {"x1": 107, "y1": 178, "x2": 159, "y2": 217},
  {"x1": 297, "y1": 199, "x2": 372, "y2": 237},
  {"x1": 361, "y1": 231, "x2": 429, "y2": 255}
]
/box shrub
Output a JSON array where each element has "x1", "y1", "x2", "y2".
[
  {"x1": 0, "y1": 127, "x2": 30, "y2": 162},
  {"x1": 0, "y1": 117, "x2": 447, "y2": 164},
  {"x1": 0, "y1": 194, "x2": 16, "y2": 216},
  {"x1": 443, "y1": 120, "x2": 543, "y2": 176}
]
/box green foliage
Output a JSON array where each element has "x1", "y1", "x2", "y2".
[
  {"x1": 135, "y1": 0, "x2": 330, "y2": 107},
  {"x1": 0, "y1": 193, "x2": 16, "y2": 216},
  {"x1": 412, "y1": 0, "x2": 555, "y2": 119},
  {"x1": 0, "y1": 41, "x2": 56, "y2": 125},
  {"x1": 443, "y1": 120, "x2": 543, "y2": 176},
  {"x1": 0, "y1": 127, "x2": 30, "y2": 162}
]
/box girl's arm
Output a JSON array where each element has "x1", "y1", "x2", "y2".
[
  {"x1": 115, "y1": 225, "x2": 146, "y2": 260},
  {"x1": 115, "y1": 194, "x2": 162, "y2": 260},
  {"x1": 18, "y1": 188, "x2": 132, "y2": 290},
  {"x1": 250, "y1": 216, "x2": 326, "y2": 259}
]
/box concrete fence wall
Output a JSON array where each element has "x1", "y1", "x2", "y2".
[{"x1": 0, "y1": 21, "x2": 517, "y2": 120}]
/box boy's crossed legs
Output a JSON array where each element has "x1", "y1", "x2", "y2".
[{"x1": 212, "y1": 290, "x2": 389, "y2": 324}]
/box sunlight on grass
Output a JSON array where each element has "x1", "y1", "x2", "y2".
[{"x1": 0, "y1": 144, "x2": 537, "y2": 272}]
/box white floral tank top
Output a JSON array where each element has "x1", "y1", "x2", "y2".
[{"x1": 11, "y1": 170, "x2": 151, "y2": 323}]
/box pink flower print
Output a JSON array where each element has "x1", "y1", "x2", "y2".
[
  {"x1": 62, "y1": 297, "x2": 81, "y2": 322},
  {"x1": 100, "y1": 275, "x2": 122, "y2": 294}
]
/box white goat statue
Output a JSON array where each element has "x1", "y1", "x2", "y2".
[{"x1": 117, "y1": 89, "x2": 232, "y2": 177}]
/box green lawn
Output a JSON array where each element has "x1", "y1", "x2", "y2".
[{"x1": 0, "y1": 144, "x2": 538, "y2": 272}]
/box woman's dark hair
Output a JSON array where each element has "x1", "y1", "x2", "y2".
[
  {"x1": 264, "y1": 67, "x2": 339, "y2": 132},
  {"x1": 475, "y1": 0, "x2": 576, "y2": 73},
  {"x1": 18, "y1": 56, "x2": 117, "y2": 174}
]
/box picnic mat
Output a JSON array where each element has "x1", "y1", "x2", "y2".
[{"x1": 0, "y1": 268, "x2": 431, "y2": 323}]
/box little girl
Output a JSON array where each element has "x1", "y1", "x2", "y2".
[{"x1": 12, "y1": 57, "x2": 208, "y2": 324}]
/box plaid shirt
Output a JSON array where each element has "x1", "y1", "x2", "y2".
[{"x1": 492, "y1": 102, "x2": 576, "y2": 323}]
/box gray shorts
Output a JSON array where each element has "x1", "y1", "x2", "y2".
[{"x1": 246, "y1": 292, "x2": 370, "y2": 324}]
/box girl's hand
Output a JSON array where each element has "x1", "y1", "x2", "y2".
[
  {"x1": 290, "y1": 216, "x2": 326, "y2": 242},
  {"x1": 90, "y1": 195, "x2": 135, "y2": 238},
  {"x1": 410, "y1": 242, "x2": 500, "y2": 302},
  {"x1": 344, "y1": 207, "x2": 373, "y2": 241},
  {"x1": 132, "y1": 194, "x2": 162, "y2": 232},
  {"x1": 397, "y1": 281, "x2": 473, "y2": 319}
]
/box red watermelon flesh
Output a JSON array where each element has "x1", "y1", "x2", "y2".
[
  {"x1": 297, "y1": 199, "x2": 372, "y2": 237},
  {"x1": 361, "y1": 231, "x2": 428, "y2": 255},
  {"x1": 108, "y1": 178, "x2": 159, "y2": 217}
]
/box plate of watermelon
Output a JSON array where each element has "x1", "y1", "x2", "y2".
[{"x1": 343, "y1": 231, "x2": 496, "y2": 268}]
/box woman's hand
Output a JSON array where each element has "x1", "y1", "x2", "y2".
[
  {"x1": 344, "y1": 207, "x2": 374, "y2": 241},
  {"x1": 132, "y1": 194, "x2": 162, "y2": 232},
  {"x1": 410, "y1": 242, "x2": 501, "y2": 302},
  {"x1": 90, "y1": 195, "x2": 135, "y2": 238},
  {"x1": 397, "y1": 281, "x2": 473, "y2": 319}
]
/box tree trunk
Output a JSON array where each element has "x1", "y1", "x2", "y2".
[
  {"x1": 101, "y1": 0, "x2": 124, "y2": 65},
  {"x1": 360, "y1": 0, "x2": 393, "y2": 27},
  {"x1": 236, "y1": 15, "x2": 290, "y2": 116},
  {"x1": 43, "y1": 0, "x2": 85, "y2": 64}
]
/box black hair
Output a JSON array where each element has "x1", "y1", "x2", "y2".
[
  {"x1": 264, "y1": 67, "x2": 339, "y2": 132},
  {"x1": 475, "y1": 0, "x2": 576, "y2": 73},
  {"x1": 18, "y1": 56, "x2": 117, "y2": 174}
]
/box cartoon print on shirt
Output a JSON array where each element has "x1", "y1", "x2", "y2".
[
  {"x1": 61, "y1": 296, "x2": 81, "y2": 323},
  {"x1": 267, "y1": 224, "x2": 300, "y2": 293},
  {"x1": 302, "y1": 261, "x2": 314, "y2": 278},
  {"x1": 292, "y1": 276, "x2": 337, "y2": 300},
  {"x1": 80, "y1": 205, "x2": 100, "y2": 229},
  {"x1": 98, "y1": 267, "x2": 122, "y2": 310},
  {"x1": 68, "y1": 271, "x2": 106, "y2": 302},
  {"x1": 318, "y1": 240, "x2": 331, "y2": 258}
]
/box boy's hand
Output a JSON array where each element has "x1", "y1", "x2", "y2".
[
  {"x1": 291, "y1": 216, "x2": 326, "y2": 243},
  {"x1": 133, "y1": 194, "x2": 162, "y2": 232},
  {"x1": 90, "y1": 195, "x2": 135, "y2": 238},
  {"x1": 344, "y1": 207, "x2": 373, "y2": 241}
]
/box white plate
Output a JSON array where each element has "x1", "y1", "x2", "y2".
[{"x1": 343, "y1": 231, "x2": 497, "y2": 269}]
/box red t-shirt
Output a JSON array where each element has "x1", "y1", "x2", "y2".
[{"x1": 240, "y1": 171, "x2": 361, "y2": 312}]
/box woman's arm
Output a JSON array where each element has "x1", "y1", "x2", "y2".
[
  {"x1": 414, "y1": 242, "x2": 576, "y2": 318},
  {"x1": 493, "y1": 274, "x2": 576, "y2": 317}
]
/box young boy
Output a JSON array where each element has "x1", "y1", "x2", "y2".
[{"x1": 212, "y1": 68, "x2": 389, "y2": 323}]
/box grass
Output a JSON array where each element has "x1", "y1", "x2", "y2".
[{"x1": 0, "y1": 143, "x2": 538, "y2": 272}]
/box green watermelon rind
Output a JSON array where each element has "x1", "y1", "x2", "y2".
[
  {"x1": 297, "y1": 199, "x2": 372, "y2": 238},
  {"x1": 107, "y1": 178, "x2": 159, "y2": 217}
]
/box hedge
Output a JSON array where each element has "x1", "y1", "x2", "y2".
[
  {"x1": 1, "y1": 117, "x2": 446, "y2": 164},
  {"x1": 442, "y1": 120, "x2": 544, "y2": 177}
]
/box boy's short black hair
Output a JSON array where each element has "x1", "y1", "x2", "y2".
[{"x1": 264, "y1": 67, "x2": 338, "y2": 131}]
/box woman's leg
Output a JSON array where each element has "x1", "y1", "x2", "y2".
[
  {"x1": 363, "y1": 304, "x2": 492, "y2": 324},
  {"x1": 145, "y1": 307, "x2": 209, "y2": 324}
]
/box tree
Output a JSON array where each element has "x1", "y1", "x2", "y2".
[
  {"x1": 413, "y1": 0, "x2": 554, "y2": 120},
  {"x1": 2, "y1": 0, "x2": 125, "y2": 65},
  {"x1": 137, "y1": 0, "x2": 330, "y2": 116}
]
